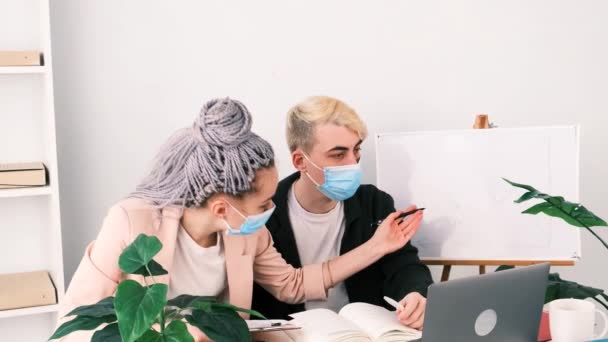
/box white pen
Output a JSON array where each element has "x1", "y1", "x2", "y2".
[{"x1": 384, "y1": 296, "x2": 405, "y2": 311}]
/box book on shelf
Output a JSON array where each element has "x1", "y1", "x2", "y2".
[
  {"x1": 0, "y1": 51, "x2": 42, "y2": 66},
  {"x1": 0, "y1": 271, "x2": 57, "y2": 311},
  {"x1": 0, "y1": 162, "x2": 47, "y2": 189}
]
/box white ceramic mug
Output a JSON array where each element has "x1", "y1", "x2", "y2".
[{"x1": 549, "y1": 298, "x2": 608, "y2": 342}]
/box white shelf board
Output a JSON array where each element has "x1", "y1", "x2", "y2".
[
  {"x1": 0, "y1": 304, "x2": 59, "y2": 319},
  {"x1": 0, "y1": 186, "x2": 53, "y2": 198},
  {"x1": 0, "y1": 66, "x2": 47, "y2": 74}
]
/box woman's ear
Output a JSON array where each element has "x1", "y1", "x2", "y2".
[{"x1": 208, "y1": 198, "x2": 228, "y2": 219}]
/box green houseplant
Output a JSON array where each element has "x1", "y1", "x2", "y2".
[
  {"x1": 49, "y1": 234, "x2": 265, "y2": 342},
  {"x1": 502, "y1": 178, "x2": 608, "y2": 310}
]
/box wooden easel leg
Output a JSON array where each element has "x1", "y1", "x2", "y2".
[
  {"x1": 441, "y1": 265, "x2": 451, "y2": 282},
  {"x1": 479, "y1": 265, "x2": 486, "y2": 275}
]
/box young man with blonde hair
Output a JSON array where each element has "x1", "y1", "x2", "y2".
[{"x1": 252, "y1": 96, "x2": 433, "y2": 330}]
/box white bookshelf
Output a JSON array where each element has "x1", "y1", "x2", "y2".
[
  {"x1": 0, "y1": 186, "x2": 53, "y2": 198},
  {"x1": 0, "y1": 0, "x2": 65, "y2": 340},
  {"x1": 0, "y1": 304, "x2": 59, "y2": 320},
  {"x1": 0, "y1": 66, "x2": 48, "y2": 74}
]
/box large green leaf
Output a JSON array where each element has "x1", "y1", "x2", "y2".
[
  {"x1": 495, "y1": 265, "x2": 514, "y2": 272},
  {"x1": 49, "y1": 315, "x2": 116, "y2": 340},
  {"x1": 164, "y1": 320, "x2": 195, "y2": 342},
  {"x1": 134, "y1": 321, "x2": 194, "y2": 342},
  {"x1": 522, "y1": 202, "x2": 553, "y2": 215},
  {"x1": 502, "y1": 178, "x2": 536, "y2": 192},
  {"x1": 522, "y1": 199, "x2": 607, "y2": 228},
  {"x1": 192, "y1": 301, "x2": 266, "y2": 319},
  {"x1": 167, "y1": 294, "x2": 217, "y2": 309},
  {"x1": 496, "y1": 267, "x2": 607, "y2": 308},
  {"x1": 136, "y1": 330, "x2": 162, "y2": 342},
  {"x1": 164, "y1": 308, "x2": 182, "y2": 321},
  {"x1": 65, "y1": 296, "x2": 115, "y2": 318},
  {"x1": 544, "y1": 272, "x2": 608, "y2": 307},
  {"x1": 132, "y1": 259, "x2": 168, "y2": 277},
  {"x1": 504, "y1": 178, "x2": 607, "y2": 228},
  {"x1": 515, "y1": 190, "x2": 544, "y2": 203},
  {"x1": 545, "y1": 282, "x2": 560, "y2": 303},
  {"x1": 119, "y1": 234, "x2": 163, "y2": 274},
  {"x1": 92, "y1": 323, "x2": 122, "y2": 342},
  {"x1": 186, "y1": 307, "x2": 251, "y2": 342},
  {"x1": 114, "y1": 280, "x2": 168, "y2": 342},
  {"x1": 570, "y1": 205, "x2": 608, "y2": 227},
  {"x1": 210, "y1": 302, "x2": 267, "y2": 319},
  {"x1": 526, "y1": 203, "x2": 586, "y2": 227}
]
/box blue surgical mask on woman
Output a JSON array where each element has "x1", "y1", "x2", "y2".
[
  {"x1": 303, "y1": 153, "x2": 362, "y2": 201},
  {"x1": 223, "y1": 201, "x2": 275, "y2": 235}
]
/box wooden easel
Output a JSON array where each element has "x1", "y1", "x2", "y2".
[
  {"x1": 424, "y1": 259, "x2": 575, "y2": 282},
  {"x1": 473, "y1": 113, "x2": 490, "y2": 129},
  {"x1": 424, "y1": 115, "x2": 576, "y2": 281}
]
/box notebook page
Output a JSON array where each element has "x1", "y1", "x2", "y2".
[
  {"x1": 338, "y1": 303, "x2": 422, "y2": 341},
  {"x1": 289, "y1": 308, "x2": 371, "y2": 342},
  {"x1": 285, "y1": 330, "x2": 371, "y2": 342}
]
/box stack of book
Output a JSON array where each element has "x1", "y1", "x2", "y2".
[
  {"x1": 0, "y1": 51, "x2": 42, "y2": 66},
  {"x1": 0, "y1": 271, "x2": 57, "y2": 310},
  {"x1": 0, "y1": 162, "x2": 47, "y2": 189}
]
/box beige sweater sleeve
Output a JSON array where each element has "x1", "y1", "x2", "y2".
[{"x1": 252, "y1": 228, "x2": 330, "y2": 304}]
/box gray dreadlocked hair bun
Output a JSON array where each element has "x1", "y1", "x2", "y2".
[{"x1": 131, "y1": 98, "x2": 275, "y2": 208}]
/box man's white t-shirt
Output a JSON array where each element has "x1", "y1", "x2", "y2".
[{"x1": 288, "y1": 184, "x2": 350, "y2": 312}]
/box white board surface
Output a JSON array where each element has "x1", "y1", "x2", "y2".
[{"x1": 375, "y1": 126, "x2": 580, "y2": 261}]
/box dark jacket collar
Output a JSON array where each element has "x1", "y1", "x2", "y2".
[
  {"x1": 274, "y1": 172, "x2": 362, "y2": 226},
  {"x1": 269, "y1": 172, "x2": 363, "y2": 268}
]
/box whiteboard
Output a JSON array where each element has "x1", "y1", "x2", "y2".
[{"x1": 375, "y1": 126, "x2": 580, "y2": 261}]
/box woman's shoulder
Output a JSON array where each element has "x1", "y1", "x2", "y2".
[
  {"x1": 111, "y1": 197, "x2": 158, "y2": 216},
  {"x1": 108, "y1": 198, "x2": 183, "y2": 233}
]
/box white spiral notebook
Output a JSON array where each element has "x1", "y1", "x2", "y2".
[{"x1": 284, "y1": 302, "x2": 422, "y2": 342}]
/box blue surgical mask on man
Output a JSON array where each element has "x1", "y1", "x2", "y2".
[
  {"x1": 302, "y1": 153, "x2": 362, "y2": 201},
  {"x1": 224, "y1": 201, "x2": 275, "y2": 235}
]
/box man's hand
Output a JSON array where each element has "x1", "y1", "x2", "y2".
[
  {"x1": 396, "y1": 292, "x2": 427, "y2": 330},
  {"x1": 369, "y1": 206, "x2": 423, "y2": 256}
]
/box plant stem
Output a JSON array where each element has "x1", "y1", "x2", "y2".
[
  {"x1": 591, "y1": 296, "x2": 608, "y2": 311},
  {"x1": 145, "y1": 265, "x2": 158, "y2": 284},
  {"x1": 145, "y1": 265, "x2": 165, "y2": 334},
  {"x1": 583, "y1": 226, "x2": 608, "y2": 251},
  {"x1": 159, "y1": 309, "x2": 166, "y2": 334},
  {"x1": 544, "y1": 199, "x2": 608, "y2": 252}
]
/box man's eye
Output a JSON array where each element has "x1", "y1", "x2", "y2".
[{"x1": 333, "y1": 153, "x2": 345, "y2": 159}]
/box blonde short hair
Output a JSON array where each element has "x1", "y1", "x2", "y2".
[{"x1": 286, "y1": 96, "x2": 368, "y2": 153}]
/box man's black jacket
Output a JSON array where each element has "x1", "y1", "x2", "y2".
[{"x1": 252, "y1": 172, "x2": 433, "y2": 319}]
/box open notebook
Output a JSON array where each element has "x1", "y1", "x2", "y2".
[{"x1": 284, "y1": 302, "x2": 422, "y2": 342}]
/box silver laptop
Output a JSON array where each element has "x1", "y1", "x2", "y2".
[{"x1": 415, "y1": 263, "x2": 549, "y2": 342}]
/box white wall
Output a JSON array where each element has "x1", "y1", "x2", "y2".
[{"x1": 50, "y1": 1, "x2": 608, "y2": 291}]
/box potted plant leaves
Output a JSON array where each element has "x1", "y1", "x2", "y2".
[
  {"x1": 502, "y1": 179, "x2": 608, "y2": 341},
  {"x1": 49, "y1": 234, "x2": 265, "y2": 342}
]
